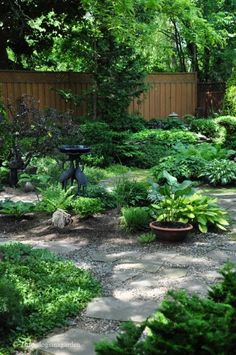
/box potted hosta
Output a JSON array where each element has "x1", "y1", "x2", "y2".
[{"x1": 148, "y1": 171, "x2": 229, "y2": 242}]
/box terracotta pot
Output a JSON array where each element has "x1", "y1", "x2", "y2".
[{"x1": 150, "y1": 221, "x2": 193, "y2": 242}]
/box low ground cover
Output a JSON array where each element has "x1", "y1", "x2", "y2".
[{"x1": 0, "y1": 243, "x2": 100, "y2": 354}]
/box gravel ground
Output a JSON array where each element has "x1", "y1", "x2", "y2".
[{"x1": 1, "y1": 204, "x2": 235, "y2": 338}]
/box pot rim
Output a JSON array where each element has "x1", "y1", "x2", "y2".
[{"x1": 150, "y1": 221, "x2": 193, "y2": 232}]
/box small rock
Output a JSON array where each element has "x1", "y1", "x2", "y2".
[
  {"x1": 24, "y1": 181, "x2": 34, "y2": 193},
  {"x1": 52, "y1": 209, "x2": 73, "y2": 229}
]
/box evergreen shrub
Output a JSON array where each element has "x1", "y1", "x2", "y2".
[{"x1": 96, "y1": 263, "x2": 236, "y2": 355}]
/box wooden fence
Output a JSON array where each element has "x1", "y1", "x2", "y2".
[{"x1": 0, "y1": 71, "x2": 197, "y2": 120}]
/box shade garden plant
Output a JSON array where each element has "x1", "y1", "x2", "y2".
[{"x1": 0, "y1": 243, "x2": 100, "y2": 353}]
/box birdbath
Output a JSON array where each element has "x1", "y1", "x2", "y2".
[{"x1": 58, "y1": 145, "x2": 90, "y2": 195}]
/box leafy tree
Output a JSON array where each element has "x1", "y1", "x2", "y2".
[
  {"x1": 55, "y1": 0, "x2": 150, "y2": 123},
  {"x1": 0, "y1": 0, "x2": 85, "y2": 69}
]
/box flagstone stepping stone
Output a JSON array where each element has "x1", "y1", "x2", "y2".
[
  {"x1": 91, "y1": 250, "x2": 138, "y2": 262},
  {"x1": 30, "y1": 328, "x2": 115, "y2": 355},
  {"x1": 111, "y1": 270, "x2": 137, "y2": 282},
  {"x1": 33, "y1": 241, "x2": 81, "y2": 255},
  {"x1": 175, "y1": 278, "x2": 208, "y2": 296},
  {"x1": 130, "y1": 268, "x2": 187, "y2": 288},
  {"x1": 219, "y1": 242, "x2": 236, "y2": 252},
  {"x1": 140, "y1": 251, "x2": 177, "y2": 264},
  {"x1": 169, "y1": 255, "x2": 210, "y2": 266},
  {"x1": 85, "y1": 297, "x2": 158, "y2": 322},
  {"x1": 115, "y1": 261, "x2": 163, "y2": 273},
  {"x1": 207, "y1": 249, "x2": 236, "y2": 264}
]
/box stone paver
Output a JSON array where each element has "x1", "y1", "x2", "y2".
[
  {"x1": 170, "y1": 254, "x2": 210, "y2": 266},
  {"x1": 31, "y1": 328, "x2": 115, "y2": 355},
  {"x1": 175, "y1": 278, "x2": 208, "y2": 296},
  {"x1": 33, "y1": 242, "x2": 81, "y2": 255},
  {"x1": 91, "y1": 250, "x2": 138, "y2": 262},
  {"x1": 130, "y1": 268, "x2": 187, "y2": 288},
  {"x1": 207, "y1": 249, "x2": 236, "y2": 264},
  {"x1": 85, "y1": 297, "x2": 158, "y2": 322}
]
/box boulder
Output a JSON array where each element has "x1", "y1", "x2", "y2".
[{"x1": 52, "y1": 209, "x2": 73, "y2": 229}]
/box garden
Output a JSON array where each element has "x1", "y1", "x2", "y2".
[{"x1": 0, "y1": 0, "x2": 236, "y2": 354}]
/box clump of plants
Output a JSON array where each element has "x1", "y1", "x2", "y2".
[
  {"x1": 199, "y1": 159, "x2": 236, "y2": 186},
  {"x1": 151, "y1": 143, "x2": 235, "y2": 184},
  {"x1": 147, "y1": 117, "x2": 187, "y2": 130},
  {"x1": 37, "y1": 184, "x2": 74, "y2": 213},
  {"x1": 0, "y1": 200, "x2": 36, "y2": 217},
  {"x1": 189, "y1": 118, "x2": 226, "y2": 143},
  {"x1": 137, "y1": 232, "x2": 156, "y2": 244},
  {"x1": 120, "y1": 207, "x2": 151, "y2": 232},
  {"x1": 85, "y1": 185, "x2": 117, "y2": 209},
  {"x1": 114, "y1": 179, "x2": 149, "y2": 207},
  {"x1": 95, "y1": 263, "x2": 236, "y2": 355},
  {"x1": 71, "y1": 197, "x2": 104, "y2": 218},
  {"x1": 0, "y1": 243, "x2": 100, "y2": 352}
]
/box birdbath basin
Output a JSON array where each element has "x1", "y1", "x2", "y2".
[
  {"x1": 58, "y1": 144, "x2": 91, "y2": 195},
  {"x1": 59, "y1": 145, "x2": 90, "y2": 155}
]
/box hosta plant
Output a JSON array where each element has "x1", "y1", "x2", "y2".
[
  {"x1": 149, "y1": 172, "x2": 229, "y2": 233},
  {"x1": 199, "y1": 159, "x2": 236, "y2": 186},
  {"x1": 152, "y1": 194, "x2": 229, "y2": 233}
]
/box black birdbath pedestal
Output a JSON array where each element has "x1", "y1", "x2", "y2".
[{"x1": 58, "y1": 145, "x2": 90, "y2": 195}]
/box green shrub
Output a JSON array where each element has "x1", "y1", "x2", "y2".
[
  {"x1": 173, "y1": 142, "x2": 233, "y2": 161},
  {"x1": 85, "y1": 185, "x2": 117, "y2": 209},
  {"x1": 129, "y1": 129, "x2": 197, "y2": 146},
  {"x1": 18, "y1": 172, "x2": 51, "y2": 190},
  {"x1": 0, "y1": 277, "x2": 23, "y2": 334},
  {"x1": 80, "y1": 121, "x2": 115, "y2": 165},
  {"x1": 118, "y1": 142, "x2": 172, "y2": 168},
  {"x1": 72, "y1": 197, "x2": 104, "y2": 218},
  {"x1": 110, "y1": 113, "x2": 146, "y2": 132},
  {"x1": 189, "y1": 118, "x2": 225, "y2": 143},
  {"x1": 30, "y1": 156, "x2": 62, "y2": 183},
  {"x1": 114, "y1": 179, "x2": 149, "y2": 207},
  {"x1": 0, "y1": 243, "x2": 100, "y2": 352},
  {"x1": 224, "y1": 70, "x2": 236, "y2": 115},
  {"x1": 151, "y1": 143, "x2": 234, "y2": 183},
  {"x1": 95, "y1": 263, "x2": 236, "y2": 355},
  {"x1": 215, "y1": 115, "x2": 236, "y2": 135},
  {"x1": 84, "y1": 166, "x2": 108, "y2": 184},
  {"x1": 151, "y1": 156, "x2": 197, "y2": 182},
  {"x1": 0, "y1": 165, "x2": 9, "y2": 185},
  {"x1": 0, "y1": 200, "x2": 36, "y2": 217},
  {"x1": 147, "y1": 117, "x2": 187, "y2": 130},
  {"x1": 120, "y1": 207, "x2": 151, "y2": 232},
  {"x1": 199, "y1": 159, "x2": 236, "y2": 186}
]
